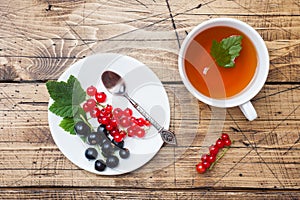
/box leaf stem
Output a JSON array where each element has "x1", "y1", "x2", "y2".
[{"x1": 80, "y1": 114, "x2": 93, "y2": 131}]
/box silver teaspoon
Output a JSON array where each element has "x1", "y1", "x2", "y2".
[{"x1": 101, "y1": 70, "x2": 177, "y2": 145}]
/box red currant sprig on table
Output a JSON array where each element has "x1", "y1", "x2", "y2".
[{"x1": 196, "y1": 133, "x2": 232, "y2": 174}]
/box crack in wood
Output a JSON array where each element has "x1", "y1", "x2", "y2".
[
  {"x1": 134, "y1": 0, "x2": 148, "y2": 8},
  {"x1": 283, "y1": 133, "x2": 300, "y2": 155},
  {"x1": 166, "y1": 0, "x2": 181, "y2": 49},
  {"x1": 253, "y1": 85, "x2": 300, "y2": 101}
]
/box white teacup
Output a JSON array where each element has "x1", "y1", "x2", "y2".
[{"x1": 178, "y1": 18, "x2": 269, "y2": 121}]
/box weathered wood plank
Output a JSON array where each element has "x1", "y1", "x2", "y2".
[
  {"x1": 0, "y1": 1, "x2": 299, "y2": 81},
  {"x1": 0, "y1": 188, "x2": 299, "y2": 200},
  {"x1": 0, "y1": 83, "x2": 298, "y2": 120},
  {"x1": 0, "y1": 82, "x2": 299, "y2": 189},
  {"x1": 0, "y1": 145, "x2": 299, "y2": 189},
  {"x1": 0, "y1": 83, "x2": 299, "y2": 148},
  {"x1": 170, "y1": 0, "x2": 300, "y2": 16}
]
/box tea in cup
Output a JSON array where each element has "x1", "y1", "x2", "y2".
[{"x1": 178, "y1": 18, "x2": 269, "y2": 121}]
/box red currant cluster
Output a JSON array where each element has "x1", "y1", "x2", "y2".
[
  {"x1": 112, "y1": 108, "x2": 151, "y2": 138},
  {"x1": 82, "y1": 85, "x2": 150, "y2": 143},
  {"x1": 196, "y1": 133, "x2": 232, "y2": 174}
]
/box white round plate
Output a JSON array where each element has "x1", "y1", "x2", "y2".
[{"x1": 48, "y1": 53, "x2": 170, "y2": 175}]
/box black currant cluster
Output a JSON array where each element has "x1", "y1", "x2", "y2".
[{"x1": 74, "y1": 121, "x2": 130, "y2": 172}]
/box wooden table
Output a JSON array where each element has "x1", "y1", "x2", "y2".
[{"x1": 0, "y1": 0, "x2": 299, "y2": 199}]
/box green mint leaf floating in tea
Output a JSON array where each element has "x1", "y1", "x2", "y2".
[
  {"x1": 210, "y1": 35, "x2": 243, "y2": 68},
  {"x1": 46, "y1": 75, "x2": 87, "y2": 135}
]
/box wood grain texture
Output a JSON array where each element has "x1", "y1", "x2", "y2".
[
  {"x1": 0, "y1": 0, "x2": 299, "y2": 82},
  {"x1": 0, "y1": 188, "x2": 300, "y2": 200},
  {"x1": 0, "y1": 0, "x2": 299, "y2": 199},
  {"x1": 0, "y1": 146, "x2": 299, "y2": 188},
  {"x1": 0, "y1": 83, "x2": 299, "y2": 190}
]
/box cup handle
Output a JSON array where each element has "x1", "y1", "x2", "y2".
[{"x1": 239, "y1": 101, "x2": 257, "y2": 121}]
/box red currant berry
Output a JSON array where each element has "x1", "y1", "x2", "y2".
[
  {"x1": 201, "y1": 154, "x2": 209, "y2": 162},
  {"x1": 106, "y1": 124, "x2": 113, "y2": 131},
  {"x1": 221, "y1": 133, "x2": 229, "y2": 141},
  {"x1": 207, "y1": 155, "x2": 216, "y2": 164},
  {"x1": 109, "y1": 128, "x2": 119, "y2": 137},
  {"x1": 119, "y1": 130, "x2": 127, "y2": 138},
  {"x1": 136, "y1": 128, "x2": 146, "y2": 138},
  {"x1": 83, "y1": 102, "x2": 91, "y2": 112},
  {"x1": 90, "y1": 108, "x2": 100, "y2": 118},
  {"x1": 202, "y1": 161, "x2": 211, "y2": 169},
  {"x1": 113, "y1": 108, "x2": 123, "y2": 118},
  {"x1": 103, "y1": 108, "x2": 112, "y2": 118},
  {"x1": 137, "y1": 118, "x2": 146, "y2": 126},
  {"x1": 224, "y1": 139, "x2": 232, "y2": 147},
  {"x1": 100, "y1": 116, "x2": 110, "y2": 125},
  {"x1": 209, "y1": 145, "x2": 219, "y2": 156},
  {"x1": 114, "y1": 134, "x2": 123, "y2": 143},
  {"x1": 196, "y1": 163, "x2": 206, "y2": 174},
  {"x1": 119, "y1": 117, "x2": 130, "y2": 128},
  {"x1": 127, "y1": 127, "x2": 135, "y2": 137},
  {"x1": 95, "y1": 92, "x2": 107, "y2": 103},
  {"x1": 144, "y1": 120, "x2": 151, "y2": 126},
  {"x1": 216, "y1": 138, "x2": 225, "y2": 149},
  {"x1": 124, "y1": 108, "x2": 133, "y2": 117},
  {"x1": 130, "y1": 117, "x2": 138, "y2": 126},
  {"x1": 106, "y1": 113, "x2": 113, "y2": 119},
  {"x1": 105, "y1": 104, "x2": 113, "y2": 113},
  {"x1": 99, "y1": 109, "x2": 106, "y2": 117},
  {"x1": 86, "y1": 98, "x2": 96, "y2": 109},
  {"x1": 86, "y1": 86, "x2": 97, "y2": 96},
  {"x1": 110, "y1": 119, "x2": 118, "y2": 128}
]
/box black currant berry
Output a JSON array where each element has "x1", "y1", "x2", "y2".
[
  {"x1": 97, "y1": 124, "x2": 108, "y2": 136},
  {"x1": 106, "y1": 155, "x2": 119, "y2": 168},
  {"x1": 101, "y1": 141, "x2": 114, "y2": 155},
  {"x1": 87, "y1": 132, "x2": 101, "y2": 145},
  {"x1": 119, "y1": 148, "x2": 130, "y2": 159},
  {"x1": 99, "y1": 136, "x2": 109, "y2": 146},
  {"x1": 85, "y1": 147, "x2": 98, "y2": 160},
  {"x1": 74, "y1": 121, "x2": 91, "y2": 136},
  {"x1": 94, "y1": 159, "x2": 106, "y2": 172}
]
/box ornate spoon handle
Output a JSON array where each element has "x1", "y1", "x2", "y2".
[{"x1": 124, "y1": 93, "x2": 177, "y2": 145}]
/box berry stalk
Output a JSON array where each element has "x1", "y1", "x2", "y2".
[{"x1": 208, "y1": 141, "x2": 234, "y2": 171}]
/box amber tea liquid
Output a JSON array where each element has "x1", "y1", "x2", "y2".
[{"x1": 184, "y1": 26, "x2": 257, "y2": 98}]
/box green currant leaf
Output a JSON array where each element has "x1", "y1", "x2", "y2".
[
  {"x1": 46, "y1": 79, "x2": 71, "y2": 104},
  {"x1": 59, "y1": 117, "x2": 76, "y2": 135},
  {"x1": 46, "y1": 75, "x2": 85, "y2": 105},
  {"x1": 59, "y1": 113, "x2": 84, "y2": 135},
  {"x1": 46, "y1": 75, "x2": 87, "y2": 135},
  {"x1": 210, "y1": 35, "x2": 243, "y2": 68},
  {"x1": 49, "y1": 102, "x2": 73, "y2": 118},
  {"x1": 49, "y1": 103, "x2": 82, "y2": 118},
  {"x1": 69, "y1": 75, "x2": 86, "y2": 105}
]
